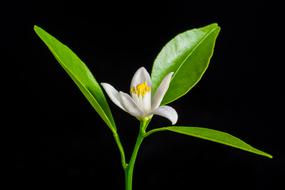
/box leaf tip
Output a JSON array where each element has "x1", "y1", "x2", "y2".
[
  {"x1": 266, "y1": 153, "x2": 273, "y2": 159},
  {"x1": 33, "y1": 25, "x2": 44, "y2": 37},
  {"x1": 33, "y1": 25, "x2": 40, "y2": 32},
  {"x1": 208, "y1": 23, "x2": 221, "y2": 32},
  {"x1": 257, "y1": 149, "x2": 273, "y2": 159}
]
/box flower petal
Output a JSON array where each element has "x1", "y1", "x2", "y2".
[
  {"x1": 152, "y1": 72, "x2": 174, "y2": 110},
  {"x1": 101, "y1": 83, "x2": 125, "y2": 111},
  {"x1": 152, "y1": 105, "x2": 178, "y2": 125},
  {"x1": 130, "y1": 67, "x2": 151, "y2": 88},
  {"x1": 142, "y1": 91, "x2": 151, "y2": 113},
  {"x1": 118, "y1": 91, "x2": 144, "y2": 118}
]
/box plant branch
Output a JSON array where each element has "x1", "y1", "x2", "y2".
[
  {"x1": 113, "y1": 131, "x2": 127, "y2": 169},
  {"x1": 124, "y1": 119, "x2": 148, "y2": 190}
]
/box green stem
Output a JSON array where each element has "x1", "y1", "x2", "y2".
[
  {"x1": 113, "y1": 132, "x2": 127, "y2": 169},
  {"x1": 144, "y1": 127, "x2": 163, "y2": 138},
  {"x1": 124, "y1": 120, "x2": 148, "y2": 190}
]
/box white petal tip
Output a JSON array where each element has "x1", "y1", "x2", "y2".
[
  {"x1": 169, "y1": 111, "x2": 178, "y2": 125},
  {"x1": 171, "y1": 116, "x2": 178, "y2": 125},
  {"x1": 153, "y1": 105, "x2": 178, "y2": 125},
  {"x1": 138, "y1": 66, "x2": 147, "y2": 71},
  {"x1": 131, "y1": 66, "x2": 151, "y2": 88},
  {"x1": 100, "y1": 83, "x2": 126, "y2": 111},
  {"x1": 100, "y1": 82, "x2": 109, "y2": 87},
  {"x1": 166, "y1": 72, "x2": 174, "y2": 79}
]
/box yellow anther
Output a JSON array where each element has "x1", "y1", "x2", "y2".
[{"x1": 131, "y1": 82, "x2": 151, "y2": 96}]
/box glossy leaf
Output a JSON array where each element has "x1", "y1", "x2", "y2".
[
  {"x1": 146, "y1": 126, "x2": 272, "y2": 158},
  {"x1": 34, "y1": 26, "x2": 116, "y2": 132},
  {"x1": 151, "y1": 23, "x2": 220, "y2": 104}
]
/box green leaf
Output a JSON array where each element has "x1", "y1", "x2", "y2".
[
  {"x1": 151, "y1": 23, "x2": 220, "y2": 104},
  {"x1": 34, "y1": 25, "x2": 116, "y2": 132},
  {"x1": 146, "y1": 126, "x2": 272, "y2": 158}
]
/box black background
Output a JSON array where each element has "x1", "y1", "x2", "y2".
[{"x1": 3, "y1": 1, "x2": 282, "y2": 189}]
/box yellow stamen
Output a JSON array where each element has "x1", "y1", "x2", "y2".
[{"x1": 131, "y1": 82, "x2": 151, "y2": 96}]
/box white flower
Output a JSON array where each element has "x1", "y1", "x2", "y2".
[{"x1": 101, "y1": 67, "x2": 178, "y2": 124}]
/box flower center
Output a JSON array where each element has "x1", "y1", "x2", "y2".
[{"x1": 131, "y1": 82, "x2": 151, "y2": 97}]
